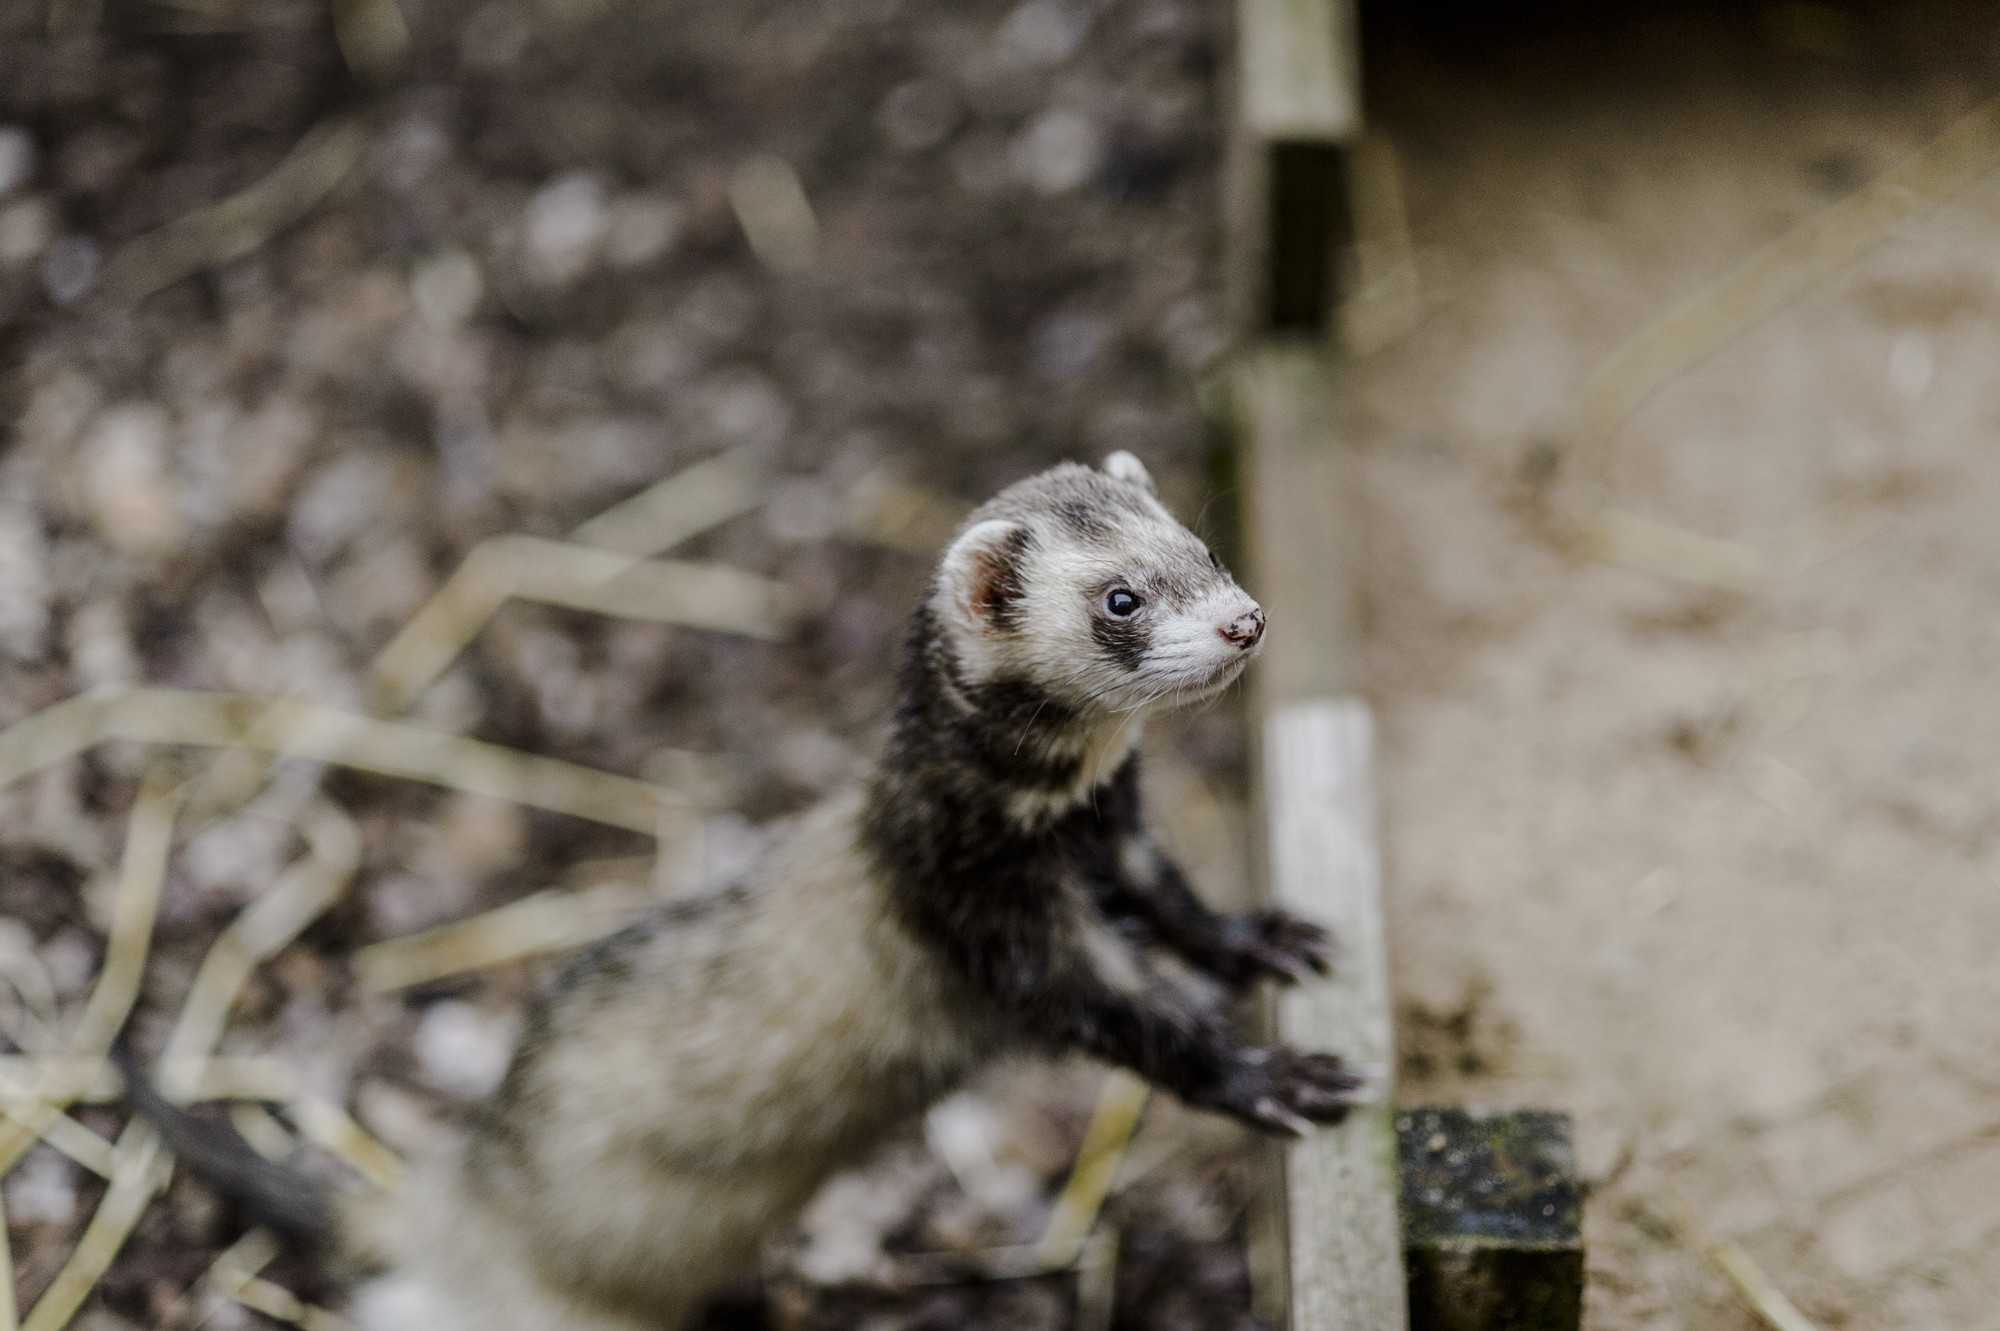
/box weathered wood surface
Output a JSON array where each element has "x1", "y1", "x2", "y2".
[
  {"x1": 1235, "y1": 0, "x2": 1361, "y2": 139},
  {"x1": 1234, "y1": 343, "x2": 1364, "y2": 703},
  {"x1": 1229, "y1": 271, "x2": 1402, "y2": 1331},
  {"x1": 1398, "y1": 1107, "x2": 1584, "y2": 1331},
  {"x1": 1224, "y1": 0, "x2": 1361, "y2": 332},
  {"x1": 1339, "y1": 135, "x2": 1420, "y2": 354},
  {"x1": 1264, "y1": 700, "x2": 1407, "y2": 1331},
  {"x1": 1227, "y1": 4, "x2": 1403, "y2": 1325}
]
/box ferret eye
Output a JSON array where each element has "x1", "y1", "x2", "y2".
[
  {"x1": 1207, "y1": 550, "x2": 1222, "y2": 570},
  {"x1": 1105, "y1": 589, "x2": 1142, "y2": 617}
]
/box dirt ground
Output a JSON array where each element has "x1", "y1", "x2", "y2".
[
  {"x1": 1358, "y1": 4, "x2": 2000, "y2": 1327},
  {"x1": 4, "y1": 0, "x2": 1999, "y2": 1327}
]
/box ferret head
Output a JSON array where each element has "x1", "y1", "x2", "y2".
[{"x1": 932, "y1": 452, "x2": 1264, "y2": 716}]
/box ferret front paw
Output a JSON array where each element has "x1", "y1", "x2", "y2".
[
  {"x1": 1209, "y1": 909, "x2": 1334, "y2": 988},
  {"x1": 1220, "y1": 1046, "x2": 1365, "y2": 1136}
]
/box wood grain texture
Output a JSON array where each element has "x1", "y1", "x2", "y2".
[
  {"x1": 1234, "y1": 343, "x2": 1364, "y2": 702},
  {"x1": 1224, "y1": 0, "x2": 1360, "y2": 331},
  {"x1": 1235, "y1": 0, "x2": 1361, "y2": 139},
  {"x1": 1265, "y1": 699, "x2": 1406, "y2": 1331},
  {"x1": 1227, "y1": 10, "x2": 1397, "y2": 1319}
]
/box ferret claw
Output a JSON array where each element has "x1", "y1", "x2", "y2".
[
  {"x1": 1260, "y1": 948, "x2": 1319, "y2": 983},
  {"x1": 1253, "y1": 1097, "x2": 1316, "y2": 1138},
  {"x1": 1229, "y1": 1046, "x2": 1367, "y2": 1135},
  {"x1": 1219, "y1": 909, "x2": 1336, "y2": 988}
]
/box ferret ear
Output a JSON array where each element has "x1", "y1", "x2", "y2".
[
  {"x1": 1101, "y1": 450, "x2": 1155, "y2": 493},
  {"x1": 939, "y1": 519, "x2": 1033, "y2": 634}
]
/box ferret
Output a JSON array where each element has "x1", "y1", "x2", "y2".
[{"x1": 123, "y1": 452, "x2": 1360, "y2": 1331}]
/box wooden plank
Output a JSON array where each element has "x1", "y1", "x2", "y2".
[
  {"x1": 1339, "y1": 136, "x2": 1421, "y2": 355},
  {"x1": 1264, "y1": 700, "x2": 1406, "y2": 1331},
  {"x1": 1232, "y1": 345, "x2": 1402, "y2": 1329},
  {"x1": 1225, "y1": 16, "x2": 1578, "y2": 1328},
  {"x1": 1225, "y1": 0, "x2": 1361, "y2": 332},
  {"x1": 1236, "y1": 0, "x2": 1361, "y2": 139},
  {"x1": 1234, "y1": 343, "x2": 1364, "y2": 703},
  {"x1": 1226, "y1": 7, "x2": 1400, "y2": 1324},
  {"x1": 1398, "y1": 1107, "x2": 1584, "y2": 1330}
]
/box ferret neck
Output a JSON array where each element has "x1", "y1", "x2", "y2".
[{"x1": 880, "y1": 606, "x2": 1138, "y2": 808}]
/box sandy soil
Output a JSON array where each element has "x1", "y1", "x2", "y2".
[{"x1": 1356, "y1": 4, "x2": 2000, "y2": 1327}]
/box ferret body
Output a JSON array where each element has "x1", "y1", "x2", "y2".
[
  {"x1": 368, "y1": 789, "x2": 978, "y2": 1330},
  {"x1": 135, "y1": 453, "x2": 1359, "y2": 1331}
]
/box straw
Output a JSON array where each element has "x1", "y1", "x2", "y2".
[
  {"x1": 568, "y1": 450, "x2": 762, "y2": 557},
  {"x1": 20, "y1": 1122, "x2": 171, "y2": 1331},
  {"x1": 1664, "y1": 1189, "x2": 1820, "y2": 1331},
  {"x1": 285, "y1": 1098, "x2": 404, "y2": 1191},
  {"x1": 157, "y1": 797, "x2": 360, "y2": 1100},
  {"x1": 842, "y1": 472, "x2": 969, "y2": 554},
  {"x1": 1568, "y1": 88, "x2": 2000, "y2": 588},
  {"x1": 0, "y1": 1056, "x2": 293, "y2": 1105},
  {"x1": 1572, "y1": 91, "x2": 2000, "y2": 480},
  {"x1": 354, "y1": 877, "x2": 653, "y2": 993},
  {"x1": 1035, "y1": 1069, "x2": 1151, "y2": 1267},
  {"x1": 727, "y1": 156, "x2": 818, "y2": 273},
  {"x1": 206, "y1": 1229, "x2": 357, "y2": 1331},
  {"x1": 93, "y1": 688, "x2": 688, "y2": 832},
  {"x1": 1582, "y1": 508, "x2": 1768, "y2": 594},
  {"x1": 71, "y1": 766, "x2": 179, "y2": 1064},
  {"x1": 329, "y1": 0, "x2": 407, "y2": 77},
  {"x1": 365, "y1": 536, "x2": 795, "y2": 712},
  {"x1": 0, "y1": 695, "x2": 112, "y2": 802},
  {"x1": 98, "y1": 116, "x2": 370, "y2": 305}
]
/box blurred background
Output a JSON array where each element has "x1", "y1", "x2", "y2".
[{"x1": 1, "y1": 0, "x2": 1998, "y2": 1327}]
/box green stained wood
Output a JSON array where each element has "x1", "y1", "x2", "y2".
[{"x1": 1398, "y1": 1107, "x2": 1585, "y2": 1331}]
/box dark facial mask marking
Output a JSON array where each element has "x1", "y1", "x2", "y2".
[{"x1": 1091, "y1": 611, "x2": 1150, "y2": 672}]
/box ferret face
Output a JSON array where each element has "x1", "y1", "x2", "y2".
[{"x1": 936, "y1": 453, "x2": 1265, "y2": 716}]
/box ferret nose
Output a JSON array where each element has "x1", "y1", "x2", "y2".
[{"x1": 1220, "y1": 608, "x2": 1265, "y2": 649}]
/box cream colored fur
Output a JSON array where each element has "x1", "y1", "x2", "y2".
[{"x1": 354, "y1": 792, "x2": 987, "y2": 1331}]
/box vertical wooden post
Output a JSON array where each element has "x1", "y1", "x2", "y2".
[
  {"x1": 1225, "y1": 0, "x2": 1362, "y2": 335},
  {"x1": 1223, "y1": 9, "x2": 1582, "y2": 1329},
  {"x1": 1224, "y1": 0, "x2": 1403, "y2": 1324},
  {"x1": 1235, "y1": 349, "x2": 1363, "y2": 703},
  {"x1": 1266, "y1": 699, "x2": 1402, "y2": 1331},
  {"x1": 1232, "y1": 345, "x2": 1407, "y2": 1331},
  {"x1": 1398, "y1": 1108, "x2": 1585, "y2": 1330}
]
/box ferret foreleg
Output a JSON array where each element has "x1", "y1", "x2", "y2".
[
  {"x1": 1038, "y1": 959, "x2": 1362, "y2": 1136},
  {"x1": 1110, "y1": 835, "x2": 1333, "y2": 990}
]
